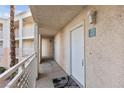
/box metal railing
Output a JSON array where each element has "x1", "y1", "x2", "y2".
[{"x1": 0, "y1": 52, "x2": 37, "y2": 88}]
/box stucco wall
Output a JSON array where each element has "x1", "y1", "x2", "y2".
[
  {"x1": 54, "y1": 12, "x2": 84, "y2": 75},
  {"x1": 23, "y1": 39, "x2": 34, "y2": 48},
  {"x1": 54, "y1": 5, "x2": 124, "y2": 88},
  {"x1": 23, "y1": 22, "x2": 34, "y2": 37},
  {"x1": 23, "y1": 39, "x2": 34, "y2": 56},
  {"x1": 42, "y1": 37, "x2": 54, "y2": 58}
]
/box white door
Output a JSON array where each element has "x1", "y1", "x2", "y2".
[{"x1": 71, "y1": 25, "x2": 85, "y2": 87}]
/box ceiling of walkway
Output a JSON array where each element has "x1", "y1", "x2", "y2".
[{"x1": 30, "y1": 5, "x2": 83, "y2": 36}]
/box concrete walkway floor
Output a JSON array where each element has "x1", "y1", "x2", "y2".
[{"x1": 36, "y1": 60, "x2": 67, "y2": 88}]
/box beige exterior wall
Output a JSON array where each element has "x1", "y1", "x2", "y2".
[
  {"x1": 23, "y1": 39, "x2": 34, "y2": 47},
  {"x1": 42, "y1": 37, "x2": 54, "y2": 59},
  {"x1": 23, "y1": 22, "x2": 34, "y2": 37},
  {"x1": 54, "y1": 5, "x2": 124, "y2": 87},
  {"x1": 23, "y1": 39, "x2": 34, "y2": 56},
  {"x1": 54, "y1": 11, "x2": 84, "y2": 75}
]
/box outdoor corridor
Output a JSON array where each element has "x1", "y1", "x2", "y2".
[
  {"x1": 1, "y1": 5, "x2": 124, "y2": 88},
  {"x1": 36, "y1": 60, "x2": 67, "y2": 88}
]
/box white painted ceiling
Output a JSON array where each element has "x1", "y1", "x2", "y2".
[{"x1": 30, "y1": 5, "x2": 83, "y2": 36}]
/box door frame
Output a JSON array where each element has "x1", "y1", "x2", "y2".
[{"x1": 70, "y1": 22, "x2": 86, "y2": 88}]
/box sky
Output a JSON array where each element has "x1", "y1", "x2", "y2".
[{"x1": 0, "y1": 5, "x2": 29, "y2": 19}]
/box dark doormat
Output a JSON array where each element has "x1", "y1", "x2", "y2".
[{"x1": 52, "y1": 76, "x2": 80, "y2": 88}]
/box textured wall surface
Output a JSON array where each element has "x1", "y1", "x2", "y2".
[
  {"x1": 54, "y1": 5, "x2": 124, "y2": 87},
  {"x1": 23, "y1": 22, "x2": 34, "y2": 37},
  {"x1": 84, "y1": 6, "x2": 124, "y2": 88},
  {"x1": 42, "y1": 37, "x2": 54, "y2": 58},
  {"x1": 54, "y1": 11, "x2": 84, "y2": 74},
  {"x1": 23, "y1": 39, "x2": 34, "y2": 48},
  {"x1": 30, "y1": 6, "x2": 82, "y2": 36}
]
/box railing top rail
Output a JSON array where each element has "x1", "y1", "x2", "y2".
[{"x1": 0, "y1": 52, "x2": 36, "y2": 82}]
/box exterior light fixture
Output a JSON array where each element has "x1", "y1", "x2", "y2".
[{"x1": 87, "y1": 9, "x2": 97, "y2": 24}]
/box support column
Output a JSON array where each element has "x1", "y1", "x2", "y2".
[
  {"x1": 34, "y1": 23, "x2": 39, "y2": 79},
  {"x1": 39, "y1": 35, "x2": 42, "y2": 63},
  {"x1": 19, "y1": 18, "x2": 23, "y2": 60}
]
